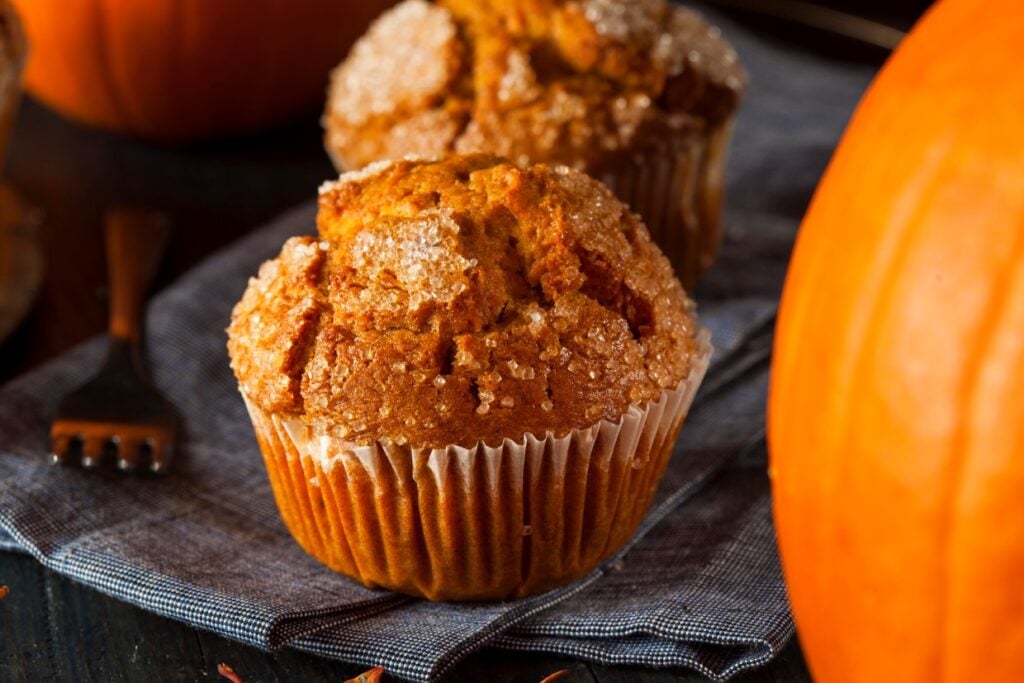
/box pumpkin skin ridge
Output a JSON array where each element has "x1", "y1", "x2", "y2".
[
  {"x1": 769, "y1": 0, "x2": 1024, "y2": 680},
  {"x1": 835, "y1": 173, "x2": 944, "y2": 677},
  {"x1": 943, "y1": 228, "x2": 1024, "y2": 681},
  {"x1": 772, "y1": 79, "x2": 960, "y2": 683},
  {"x1": 957, "y1": 262, "x2": 1024, "y2": 679},
  {"x1": 782, "y1": 130, "x2": 1021, "y2": 678},
  {"x1": 835, "y1": 137, "x2": 975, "y2": 679},
  {"x1": 810, "y1": 170, "x2": 954, "y2": 679},
  {"x1": 923, "y1": 41, "x2": 1024, "y2": 680},
  {"x1": 939, "y1": 227, "x2": 1024, "y2": 678}
]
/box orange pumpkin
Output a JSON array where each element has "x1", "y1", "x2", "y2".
[
  {"x1": 12, "y1": 0, "x2": 395, "y2": 140},
  {"x1": 769, "y1": 0, "x2": 1024, "y2": 681}
]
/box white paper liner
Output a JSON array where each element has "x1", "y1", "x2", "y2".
[
  {"x1": 243, "y1": 329, "x2": 712, "y2": 601},
  {"x1": 599, "y1": 120, "x2": 735, "y2": 290}
]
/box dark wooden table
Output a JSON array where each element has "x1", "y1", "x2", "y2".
[{"x1": 0, "y1": 4, "x2": 918, "y2": 677}]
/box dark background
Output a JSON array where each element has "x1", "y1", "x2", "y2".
[{"x1": 0, "y1": 1, "x2": 930, "y2": 681}]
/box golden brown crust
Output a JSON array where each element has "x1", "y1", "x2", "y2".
[
  {"x1": 228, "y1": 155, "x2": 700, "y2": 449},
  {"x1": 227, "y1": 237, "x2": 327, "y2": 414},
  {"x1": 324, "y1": 0, "x2": 745, "y2": 172}
]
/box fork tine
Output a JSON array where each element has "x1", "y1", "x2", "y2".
[
  {"x1": 49, "y1": 433, "x2": 75, "y2": 465},
  {"x1": 116, "y1": 436, "x2": 142, "y2": 471},
  {"x1": 148, "y1": 437, "x2": 173, "y2": 474},
  {"x1": 48, "y1": 209, "x2": 177, "y2": 476},
  {"x1": 81, "y1": 436, "x2": 107, "y2": 468}
]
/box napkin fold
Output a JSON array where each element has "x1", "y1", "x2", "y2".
[
  {"x1": 0, "y1": 7, "x2": 874, "y2": 681},
  {"x1": 0, "y1": 211, "x2": 781, "y2": 680}
]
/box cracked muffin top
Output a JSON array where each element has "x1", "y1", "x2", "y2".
[
  {"x1": 228, "y1": 154, "x2": 702, "y2": 449},
  {"x1": 323, "y1": 0, "x2": 745, "y2": 172}
]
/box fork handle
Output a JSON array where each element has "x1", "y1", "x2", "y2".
[{"x1": 106, "y1": 209, "x2": 171, "y2": 343}]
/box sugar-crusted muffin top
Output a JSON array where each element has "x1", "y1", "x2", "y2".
[
  {"x1": 228, "y1": 155, "x2": 702, "y2": 448},
  {"x1": 324, "y1": 0, "x2": 745, "y2": 171}
]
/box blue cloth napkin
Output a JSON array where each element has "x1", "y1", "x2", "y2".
[{"x1": 0, "y1": 6, "x2": 875, "y2": 681}]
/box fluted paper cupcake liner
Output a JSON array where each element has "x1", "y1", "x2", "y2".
[
  {"x1": 600, "y1": 120, "x2": 735, "y2": 291},
  {"x1": 243, "y1": 330, "x2": 711, "y2": 602}
]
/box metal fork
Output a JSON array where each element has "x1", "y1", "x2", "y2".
[{"x1": 50, "y1": 209, "x2": 178, "y2": 474}]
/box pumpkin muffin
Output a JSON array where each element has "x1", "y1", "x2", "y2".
[
  {"x1": 0, "y1": 0, "x2": 24, "y2": 162},
  {"x1": 323, "y1": 0, "x2": 746, "y2": 288},
  {"x1": 228, "y1": 154, "x2": 710, "y2": 600}
]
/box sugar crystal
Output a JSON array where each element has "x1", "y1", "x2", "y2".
[
  {"x1": 327, "y1": 1, "x2": 459, "y2": 126},
  {"x1": 347, "y1": 208, "x2": 477, "y2": 315}
]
